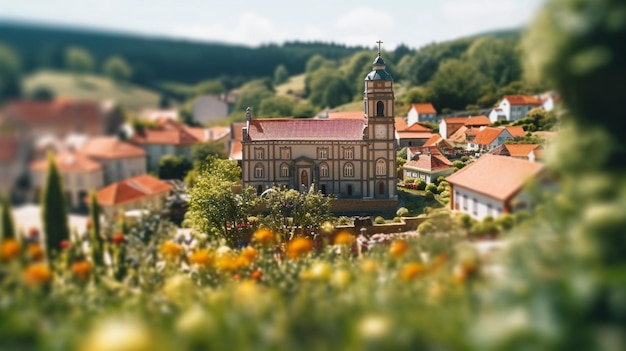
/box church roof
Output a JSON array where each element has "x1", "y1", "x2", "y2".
[
  {"x1": 247, "y1": 118, "x2": 365, "y2": 141},
  {"x1": 366, "y1": 69, "x2": 393, "y2": 81}
]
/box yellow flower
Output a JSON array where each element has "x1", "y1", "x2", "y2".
[
  {"x1": 71, "y1": 260, "x2": 92, "y2": 280},
  {"x1": 286, "y1": 237, "x2": 313, "y2": 259},
  {"x1": 399, "y1": 262, "x2": 425, "y2": 281},
  {"x1": 252, "y1": 228, "x2": 276, "y2": 246},
  {"x1": 79, "y1": 317, "x2": 157, "y2": 351},
  {"x1": 360, "y1": 259, "x2": 379, "y2": 275},
  {"x1": 333, "y1": 231, "x2": 354, "y2": 246},
  {"x1": 160, "y1": 241, "x2": 183, "y2": 260},
  {"x1": 23, "y1": 263, "x2": 52, "y2": 286},
  {"x1": 389, "y1": 239, "x2": 410, "y2": 259},
  {"x1": 189, "y1": 249, "x2": 212, "y2": 268},
  {"x1": 0, "y1": 239, "x2": 21, "y2": 261},
  {"x1": 27, "y1": 244, "x2": 44, "y2": 261},
  {"x1": 236, "y1": 246, "x2": 258, "y2": 268},
  {"x1": 215, "y1": 255, "x2": 237, "y2": 272}
]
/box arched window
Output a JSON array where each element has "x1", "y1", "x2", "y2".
[
  {"x1": 378, "y1": 181, "x2": 385, "y2": 195},
  {"x1": 254, "y1": 163, "x2": 264, "y2": 178},
  {"x1": 343, "y1": 163, "x2": 354, "y2": 177},
  {"x1": 376, "y1": 159, "x2": 386, "y2": 176},
  {"x1": 320, "y1": 163, "x2": 329, "y2": 177},
  {"x1": 280, "y1": 163, "x2": 290, "y2": 177},
  {"x1": 376, "y1": 101, "x2": 384, "y2": 116}
]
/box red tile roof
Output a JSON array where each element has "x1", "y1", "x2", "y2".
[
  {"x1": 327, "y1": 110, "x2": 365, "y2": 119},
  {"x1": 394, "y1": 117, "x2": 408, "y2": 131},
  {"x1": 397, "y1": 131, "x2": 434, "y2": 140},
  {"x1": 229, "y1": 122, "x2": 245, "y2": 161},
  {"x1": 5, "y1": 99, "x2": 101, "y2": 129},
  {"x1": 505, "y1": 126, "x2": 526, "y2": 138},
  {"x1": 409, "y1": 103, "x2": 437, "y2": 115},
  {"x1": 0, "y1": 136, "x2": 18, "y2": 163},
  {"x1": 446, "y1": 154, "x2": 544, "y2": 201},
  {"x1": 96, "y1": 174, "x2": 173, "y2": 206},
  {"x1": 442, "y1": 116, "x2": 491, "y2": 127},
  {"x1": 131, "y1": 128, "x2": 200, "y2": 146},
  {"x1": 30, "y1": 151, "x2": 102, "y2": 173},
  {"x1": 504, "y1": 144, "x2": 541, "y2": 157},
  {"x1": 473, "y1": 127, "x2": 506, "y2": 146},
  {"x1": 404, "y1": 153, "x2": 452, "y2": 172},
  {"x1": 248, "y1": 118, "x2": 365, "y2": 141},
  {"x1": 503, "y1": 95, "x2": 543, "y2": 106},
  {"x1": 404, "y1": 122, "x2": 431, "y2": 132},
  {"x1": 80, "y1": 137, "x2": 146, "y2": 159}
]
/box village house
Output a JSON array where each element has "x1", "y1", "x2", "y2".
[
  {"x1": 406, "y1": 103, "x2": 437, "y2": 124},
  {"x1": 446, "y1": 154, "x2": 545, "y2": 220},
  {"x1": 395, "y1": 118, "x2": 434, "y2": 148},
  {"x1": 467, "y1": 126, "x2": 526, "y2": 152},
  {"x1": 79, "y1": 136, "x2": 147, "y2": 184},
  {"x1": 0, "y1": 133, "x2": 31, "y2": 201},
  {"x1": 490, "y1": 95, "x2": 544, "y2": 122},
  {"x1": 488, "y1": 143, "x2": 542, "y2": 161},
  {"x1": 229, "y1": 122, "x2": 245, "y2": 166},
  {"x1": 439, "y1": 116, "x2": 491, "y2": 140},
  {"x1": 403, "y1": 146, "x2": 453, "y2": 183},
  {"x1": 240, "y1": 48, "x2": 397, "y2": 211},
  {"x1": 30, "y1": 151, "x2": 104, "y2": 210},
  {"x1": 94, "y1": 174, "x2": 173, "y2": 217},
  {"x1": 192, "y1": 94, "x2": 230, "y2": 125}
]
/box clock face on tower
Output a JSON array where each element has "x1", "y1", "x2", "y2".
[{"x1": 375, "y1": 125, "x2": 386, "y2": 138}]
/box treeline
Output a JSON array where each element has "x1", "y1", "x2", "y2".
[{"x1": 0, "y1": 20, "x2": 366, "y2": 87}]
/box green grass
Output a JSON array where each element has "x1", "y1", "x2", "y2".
[
  {"x1": 23, "y1": 70, "x2": 163, "y2": 113},
  {"x1": 274, "y1": 73, "x2": 306, "y2": 97},
  {"x1": 397, "y1": 187, "x2": 445, "y2": 216}
]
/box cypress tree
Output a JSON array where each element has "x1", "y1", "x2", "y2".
[
  {"x1": 1, "y1": 192, "x2": 15, "y2": 242},
  {"x1": 88, "y1": 190, "x2": 104, "y2": 267},
  {"x1": 41, "y1": 152, "x2": 70, "y2": 258}
]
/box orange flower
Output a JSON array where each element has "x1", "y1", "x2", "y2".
[
  {"x1": 453, "y1": 262, "x2": 478, "y2": 284},
  {"x1": 252, "y1": 228, "x2": 276, "y2": 246},
  {"x1": 241, "y1": 246, "x2": 258, "y2": 262},
  {"x1": 215, "y1": 255, "x2": 237, "y2": 272},
  {"x1": 0, "y1": 239, "x2": 21, "y2": 261},
  {"x1": 112, "y1": 233, "x2": 125, "y2": 245},
  {"x1": 250, "y1": 270, "x2": 262, "y2": 281},
  {"x1": 160, "y1": 241, "x2": 183, "y2": 259},
  {"x1": 428, "y1": 254, "x2": 448, "y2": 273},
  {"x1": 27, "y1": 244, "x2": 44, "y2": 261},
  {"x1": 399, "y1": 262, "x2": 425, "y2": 281},
  {"x1": 333, "y1": 231, "x2": 355, "y2": 246},
  {"x1": 286, "y1": 237, "x2": 313, "y2": 259},
  {"x1": 86, "y1": 219, "x2": 93, "y2": 229},
  {"x1": 189, "y1": 249, "x2": 212, "y2": 268},
  {"x1": 23, "y1": 263, "x2": 52, "y2": 286},
  {"x1": 389, "y1": 239, "x2": 410, "y2": 259},
  {"x1": 71, "y1": 260, "x2": 92, "y2": 280}
]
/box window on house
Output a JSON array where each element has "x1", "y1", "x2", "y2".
[
  {"x1": 254, "y1": 148, "x2": 264, "y2": 160},
  {"x1": 473, "y1": 198, "x2": 478, "y2": 215},
  {"x1": 320, "y1": 163, "x2": 329, "y2": 178},
  {"x1": 343, "y1": 147, "x2": 354, "y2": 160},
  {"x1": 254, "y1": 164, "x2": 264, "y2": 178},
  {"x1": 280, "y1": 147, "x2": 291, "y2": 160},
  {"x1": 343, "y1": 163, "x2": 354, "y2": 177},
  {"x1": 463, "y1": 195, "x2": 468, "y2": 210},
  {"x1": 280, "y1": 163, "x2": 290, "y2": 177},
  {"x1": 318, "y1": 148, "x2": 329, "y2": 160},
  {"x1": 376, "y1": 159, "x2": 386, "y2": 176}
]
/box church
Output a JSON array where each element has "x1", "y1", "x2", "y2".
[{"x1": 241, "y1": 45, "x2": 397, "y2": 208}]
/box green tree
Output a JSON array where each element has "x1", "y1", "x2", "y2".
[
  {"x1": 293, "y1": 101, "x2": 317, "y2": 118},
  {"x1": 185, "y1": 159, "x2": 256, "y2": 247},
  {"x1": 427, "y1": 59, "x2": 490, "y2": 111},
  {"x1": 103, "y1": 55, "x2": 132, "y2": 82},
  {"x1": 65, "y1": 46, "x2": 94, "y2": 75},
  {"x1": 88, "y1": 190, "x2": 104, "y2": 267},
  {"x1": 1, "y1": 193, "x2": 15, "y2": 242},
  {"x1": 157, "y1": 155, "x2": 192, "y2": 180},
  {"x1": 194, "y1": 79, "x2": 226, "y2": 95},
  {"x1": 307, "y1": 68, "x2": 352, "y2": 108},
  {"x1": 0, "y1": 42, "x2": 22, "y2": 103},
  {"x1": 465, "y1": 37, "x2": 522, "y2": 87},
  {"x1": 41, "y1": 152, "x2": 70, "y2": 258},
  {"x1": 403, "y1": 87, "x2": 433, "y2": 105},
  {"x1": 340, "y1": 51, "x2": 373, "y2": 98},
  {"x1": 233, "y1": 79, "x2": 274, "y2": 113},
  {"x1": 258, "y1": 95, "x2": 296, "y2": 117},
  {"x1": 30, "y1": 85, "x2": 55, "y2": 101},
  {"x1": 305, "y1": 54, "x2": 333, "y2": 74},
  {"x1": 273, "y1": 64, "x2": 289, "y2": 85},
  {"x1": 192, "y1": 141, "x2": 227, "y2": 164}
]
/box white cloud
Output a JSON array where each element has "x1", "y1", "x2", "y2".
[
  {"x1": 171, "y1": 12, "x2": 286, "y2": 46},
  {"x1": 441, "y1": 0, "x2": 520, "y2": 19},
  {"x1": 335, "y1": 7, "x2": 394, "y2": 30}
]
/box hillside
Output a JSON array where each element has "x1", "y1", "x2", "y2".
[{"x1": 23, "y1": 70, "x2": 162, "y2": 112}]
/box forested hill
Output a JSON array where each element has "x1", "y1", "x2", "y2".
[{"x1": 0, "y1": 19, "x2": 367, "y2": 85}]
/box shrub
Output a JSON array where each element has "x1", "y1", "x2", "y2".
[
  {"x1": 393, "y1": 217, "x2": 402, "y2": 223},
  {"x1": 396, "y1": 207, "x2": 409, "y2": 217},
  {"x1": 425, "y1": 183, "x2": 438, "y2": 194},
  {"x1": 439, "y1": 190, "x2": 450, "y2": 198},
  {"x1": 496, "y1": 214, "x2": 515, "y2": 231},
  {"x1": 416, "y1": 180, "x2": 426, "y2": 191},
  {"x1": 404, "y1": 178, "x2": 415, "y2": 184},
  {"x1": 424, "y1": 190, "x2": 435, "y2": 201},
  {"x1": 374, "y1": 216, "x2": 385, "y2": 224},
  {"x1": 461, "y1": 155, "x2": 470, "y2": 162},
  {"x1": 418, "y1": 220, "x2": 436, "y2": 235}
]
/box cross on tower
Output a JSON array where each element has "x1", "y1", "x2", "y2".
[{"x1": 376, "y1": 40, "x2": 383, "y2": 55}]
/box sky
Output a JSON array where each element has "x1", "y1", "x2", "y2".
[{"x1": 1, "y1": 0, "x2": 546, "y2": 49}]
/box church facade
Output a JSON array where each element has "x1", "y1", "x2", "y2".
[{"x1": 241, "y1": 48, "x2": 397, "y2": 203}]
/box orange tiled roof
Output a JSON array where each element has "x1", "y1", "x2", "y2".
[
  {"x1": 80, "y1": 137, "x2": 146, "y2": 159},
  {"x1": 229, "y1": 122, "x2": 245, "y2": 161},
  {"x1": 408, "y1": 146, "x2": 442, "y2": 156},
  {"x1": 30, "y1": 151, "x2": 102, "y2": 173},
  {"x1": 397, "y1": 131, "x2": 433, "y2": 140},
  {"x1": 404, "y1": 122, "x2": 431, "y2": 132},
  {"x1": 443, "y1": 116, "x2": 491, "y2": 127},
  {"x1": 473, "y1": 127, "x2": 506, "y2": 146},
  {"x1": 394, "y1": 117, "x2": 408, "y2": 131},
  {"x1": 248, "y1": 118, "x2": 364, "y2": 141},
  {"x1": 5, "y1": 99, "x2": 101, "y2": 128},
  {"x1": 447, "y1": 125, "x2": 468, "y2": 142},
  {"x1": 503, "y1": 95, "x2": 544, "y2": 106},
  {"x1": 131, "y1": 128, "x2": 200, "y2": 146},
  {"x1": 504, "y1": 144, "x2": 541, "y2": 157},
  {"x1": 327, "y1": 110, "x2": 365, "y2": 119},
  {"x1": 404, "y1": 153, "x2": 452, "y2": 172},
  {"x1": 409, "y1": 103, "x2": 437, "y2": 115},
  {"x1": 506, "y1": 126, "x2": 526, "y2": 138},
  {"x1": 96, "y1": 174, "x2": 173, "y2": 206},
  {"x1": 446, "y1": 154, "x2": 544, "y2": 201}
]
